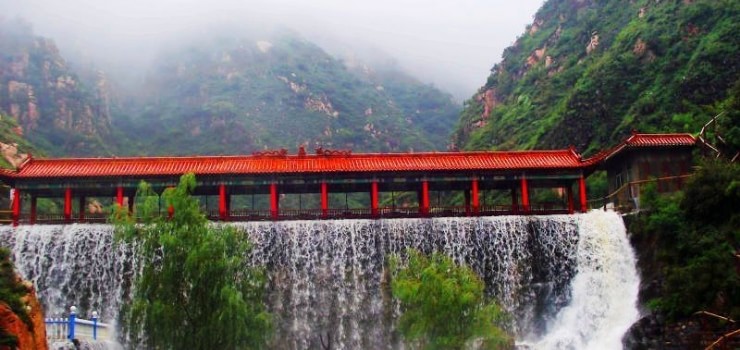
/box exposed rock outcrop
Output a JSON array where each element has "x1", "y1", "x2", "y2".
[
  {"x1": 478, "y1": 88, "x2": 498, "y2": 120},
  {"x1": 0, "y1": 281, "x2": 47, "y2": 350},
  {"x1": 0, "y1": 142, "x2": 29, "y2": 168}
]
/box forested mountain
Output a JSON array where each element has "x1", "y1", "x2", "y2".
[
  {"x1": 116, "y1": 33, "x2": 459, "y2": 155},
  {"x1": 0, "y1": 22, "x2": 460, "y2": 157},
  {"x1": 454, "y1": 0, "x2": 739, "y2": 155},
  {"x1": 0, "y1": 18, "x2": 113, "y2": 156}
]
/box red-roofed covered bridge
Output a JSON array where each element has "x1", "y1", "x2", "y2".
[{"x1": 0, "y1": 133, "x2": 696, "y2": 225}]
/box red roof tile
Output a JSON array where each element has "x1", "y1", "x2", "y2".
[
  {"x1": 0, "y1": 133, "x2": 695, "y2": 180},
  {"x1": 598, "y1": 133, "x2": 696, "y2": 161},
  {"x1": 5, "y1": 149, "x2": 589, "y2": 179}
]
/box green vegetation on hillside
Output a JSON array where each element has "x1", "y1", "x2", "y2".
[
  {"x1": 389, "y1": 250, "x2": 511, "y2": 349},
  {"x1": 455, "y1": 0, "x2": 739, "y2": 155},
  {"x1": 630, "y1": 160, "x2": 739, "y2": 319},
  {"x1": 115, "y1": 33, "x2": 460, "y2": 155},
  {"x1": 114, "y1": 174, "x2": 271, "y2": 349}
]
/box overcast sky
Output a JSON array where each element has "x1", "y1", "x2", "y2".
[{"x1": 1, "y1": 0, "x2": 544, "y2": 99}]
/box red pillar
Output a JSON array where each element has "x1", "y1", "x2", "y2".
[
  {"x1": 219, "y1": 183, "x2": 227, "y2": 221},
  {"x1": 420, "y1": 180, "x2": 430, "y2": 216},
  {"x1": 167, "y1": 204, "x2": 174, "y2": 219},
  {"x1": 116, "y1": 186, "x2": 124, "y2": 207},
  {"x1": 321, "y1": 182, "x2": 328, "y2": 218},
  {"x1": 30, "y1": 195, "x2": 37, "y2": 225},
  {"x1": 511, "y1": 187, "x2": 519, "y2": 213},
  {"x1": 78, "y1": 196, "x2": 86, "y2": 221},
  {"x1": 64, "y1": 188, "x2": 72, "y2": 222},
  {"x1": 270, "y1": 183, "x2": 279, "y2": 220},
  {"x1": 11, "y1": 189, "x2": 21, "y2": 226},
  {"x1": 371, "y1": 180, "x2": 379, "y2": 218},
  {"x1": 521, "y1": 176, "x2": 530, "y2": 214},
  {"x1": 579, "y1": 175, "x2": 588, "y2": 213},
  {"x1": 471, "y1": 178, "x2": 480, "y2": 215},
  {"x1": 567, "y1": 185, "x2": 575, "y2": 214}
]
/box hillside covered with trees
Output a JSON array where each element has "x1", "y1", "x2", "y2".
[
  {"x1": 0, "y1": 21, "x2": 461, "y2": 158},
  {"x1": 454, "y1": 0, "x2": 739, "y2": 155}
]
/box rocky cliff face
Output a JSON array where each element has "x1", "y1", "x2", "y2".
[
  {"x1": 454, "y1": 0, "x2": 739, "y2": 154},
  {"x1": 0, "y1": 18, "x2": 112, "y2": 156},
  {"x1": 0, "y1": 281, "x2": 48, "y2": 350}
]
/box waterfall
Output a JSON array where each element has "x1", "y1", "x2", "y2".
[
  {"x1": 522, "y1": 211, "x2": 640, "y2": 349},
  {"x1": 0, "y1": 212, "x2": 639, "y2": 349}
]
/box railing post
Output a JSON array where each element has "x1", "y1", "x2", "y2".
[
  {"x1": 511, "y1": 186, "x2": 518, "y2": 214},
  {"x1": 64, "y1": 188, "x2": 72, "y2": 223},
  {"x1": 92, "y1": 311, "x2": 98, "y2": 340},
  {"x1": 321, "y1": 182, "x2": 328, "y2": 219},
  {"x1": 68, "y1": 306, "x2": 76, "y2": 340},
  {"x1": 579, "y1": 175, "x2": 588, "y2": 213},
  {"x1": 471, "y1": 177, "x2": 480, "y2": 215},
  {"x1": 11, "y1": 188, "x2": 21, "y2": 226}
]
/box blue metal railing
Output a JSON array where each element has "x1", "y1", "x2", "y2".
[{"x1": 45, "y1": 306, "x2": 110, "y2": 343}]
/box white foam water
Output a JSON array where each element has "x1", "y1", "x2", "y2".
[{"x1": 521, "y1": 211, "x2": 640, "y2": 349}]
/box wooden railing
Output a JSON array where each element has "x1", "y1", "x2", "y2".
[
  {"x1": 588, "y1": 174, "x2": 693, "y2": 213},
  {"x1": 13, "y1": 203, "x2": 575, "y2": 224}
]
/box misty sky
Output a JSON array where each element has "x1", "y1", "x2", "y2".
[{"x1": 1, "y1": 0, "x2": 544, "y2": 99}]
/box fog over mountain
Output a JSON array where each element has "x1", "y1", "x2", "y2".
[{"x1": 1, "y1": 0, "x2": 543, "y2": 99}]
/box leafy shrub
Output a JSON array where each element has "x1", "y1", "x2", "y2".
[{"x1": 389, "y1": 250, "x2": 512, "y2": 349}]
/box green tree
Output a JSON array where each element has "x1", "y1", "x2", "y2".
[
  {"x1": 633, "y1": 161, "x2": 739, "y2": 319},
  {"x1": 389, "y1": 250, "x2": 512, "y2": 350},
  {"x1": 114, "y1": 173, "x2": 271, "y2": 349}
]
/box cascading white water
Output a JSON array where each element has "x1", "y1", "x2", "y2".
[
  {"x1": 0, "y1": 213, "x2": 639, "y2": 350},
  {"x1": 522, "y1": 211, "x2": 640, "y2": 349}
]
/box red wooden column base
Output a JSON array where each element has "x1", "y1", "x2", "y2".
[
  {"x1": 116, "y1": 186, "x2": 124, "y2": 207},
  {"x1": 64, "y1": 188, "x2": 72, "y2": 223},
  {"x1": 579, "y1": 175, "x2": 588, "y2": 213},
  {"x1": 520, "y1": 176, "x2": 530, "y2": 214},
  {"x1": 270, "y1": 183, "x2": 279, "y2": 220},
  {"x1": 371, "y1": 181, "x2": 379, "y2": 218},
  {"x1": 321, "y1": 182, "x2": 328, "y2": 218},
  {"x1": 11, "y1": 189, "x2": 21, "y2": 227},
  {"x1": 420, "y1": 180, "x2": 430, "y2": 216},
  {"x1": 219, "y1": 184, "x2": 228, "y2": 221}
]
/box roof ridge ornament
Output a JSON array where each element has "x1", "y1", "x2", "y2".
[
  {"x1": 252, "y1": 149, "x2": 288, "y2": 157},
  {"x1": 315, "y1": 147, "x2": 352, "y2": 156}
]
